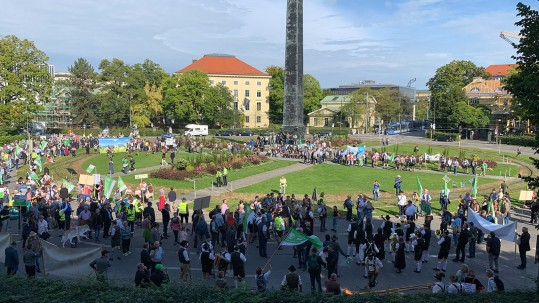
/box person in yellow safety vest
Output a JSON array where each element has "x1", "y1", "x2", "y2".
[
  {"x1": 216, "y1": 169, "x2": 223, "y2": 187},
  {"x1": 58, "y1": 208, "x2": 66, "y2": 230},
  {"x1": 222, "y1": 167, "x2": 228, "y2": 186},
  {"x1": 279, "y1": 176, "x2": 287, "y2": 194},
  {"x1": 133, "y1": 198, "x2": 143, "y2": 226},
  {"x1": 274, "y1": 213, "x2": 285, "y2": 249},
  {"x1": 127, "y1": 204, "x2": 136, "y2": 232},
  {"x1": 178, "y1": 198, "x2": 189, "y2": 224}
]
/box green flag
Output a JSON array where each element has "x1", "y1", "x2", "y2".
[
  {"x1": 15, "y1": 144, "x2": 22, "y2": 155},
  {"x1": 40, "y1": 140, "x2": 47, "y2": 151},
  {"x1": 29, "y1": 171, "x2": 39, "y2": 181},
  {"x1": 35, "y1": 154, "x2": 43, "y2": 172},
  {"x1": 444, "y1": 181, "x2": 450, "y2": 198},
  {"x1": 117, "y1": 176, "x2": 127, "y2": 192},
  {"x1": 243, "y1": 204, "x2": 253, "y2": 233},
  {"x1": 104, "y1": 175, "x2": 116, "y2": 199},
  {"x1": 62, "y1": 179, "x2": 75, "y2": 193},
  {"x1": 86, "y1": 164, "x2": 96, "y2": 173},
  {"x1": 488, "y1": 198, "x2": 495, "y2": 214},
  {"x1": 281, "y1": 228, "x2": 323, "y2": 249},
  {"x1": 389, "y1": 153, "x2": 395, "y2": 161},
  {"x1": 471, "y1": 175, "x2": 478, "y2": 198},
  {"x1": 416, "y1": 176, "x2": 423, "y2": 195}
]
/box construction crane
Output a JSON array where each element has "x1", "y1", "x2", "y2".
[
  {"x1": 500, "y1": 31, "x2": 524, "y2": 46},
  {"x1": 407, "y1": 78, "x2": 416, "y2": 88}
]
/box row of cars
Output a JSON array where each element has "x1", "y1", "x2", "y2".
[{"x1": 216, "y1": 130, "x2": 275, "y2": 137}]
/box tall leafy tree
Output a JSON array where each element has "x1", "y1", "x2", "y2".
[
  {"x1": 266, "y1": 66, "x2": 285, "y2": 124},
  {"x1": 0, "y1": 35, "x2": 52, "y2": 125},
  {"x1": 504, "y1": 2, "x2": 539, "y2": 134},
  {"x1": 206, "y1": 83, "x2": 236, "y2": 127},
  {"x1": 427, "y1": 60, "x2": 490, "y2": 129},
  {"x1": 303, "y1": 74, "x2": 323, "y2": 123},
  {"x1": 162, "y1": 70, "x2": 211, "y2": 125},
  {"x1": 68, "y1": 58, "x2": 98, "y2": 126}
]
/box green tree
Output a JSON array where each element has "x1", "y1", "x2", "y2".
[
  {"x1": 162, "y1": 70, "x2": 211, "y2": 125},
  {"x1": 372, "y1": 88, "x2": 403, "y2": 124},
  {"x1": 205, "y1": 83, "x2": 235, "y2": 127},
  {"x1": 130, "y1": 60, "x2": 168, "y2": 128},
  {"x1": 414, "y1": 99, "x2": 430, "y2": 120},
  {"x1": 303, "y1": 74, "x2": 323, "y2": 123},
  {"x1": 340, "y1": 88, "x2": 368, "y2": 129},
  {"x1": 266, "y1": 66, "x2": 285, "y2": 124},
  {"x1": 504, "y1": 2, "x2": 539, "y2": 135},
  {"x1": 427, "y1": 60, "x2": 490, "y2": 129},
  {"x1": 68, "y1": 58, "x2": 99, "y2": 126},
  {"x1": 0, "y1": 35, "x2": 52, "y2": 126}
]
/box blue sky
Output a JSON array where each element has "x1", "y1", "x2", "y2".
[{"x1": 1, "y1": 0, "x2": 533, "y2": 89}]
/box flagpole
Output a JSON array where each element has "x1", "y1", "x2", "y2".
[{"x1": 262, "y1": 228, "x2": 294, "y2": 270}]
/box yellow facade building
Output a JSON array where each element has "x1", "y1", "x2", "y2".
[{"x1": 177, "y1": 54, "x2": 271, "y2": 128}]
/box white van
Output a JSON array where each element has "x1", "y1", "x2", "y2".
[{"x1": 184, "y1": 124, "x2": 208, "y2": 136}]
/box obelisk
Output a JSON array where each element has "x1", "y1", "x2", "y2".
[{"x1": 282, "y1": 0, "x2": 305, "y2": 138}]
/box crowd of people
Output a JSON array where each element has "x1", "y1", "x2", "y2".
[{"x1": 0, "y1": 134, "x2": 536, "y2": 296}]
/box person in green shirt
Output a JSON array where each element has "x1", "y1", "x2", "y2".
[
  {"x1": 122, "y1": 156, "x2": 129, "y2": 174},
  {"x1": 481, "y1": 161, "x2": 488, "y2": 176},
  {"x1": 216, "y1": 169, "x2": 223, "y2": 187}
]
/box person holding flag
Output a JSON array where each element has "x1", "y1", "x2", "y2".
[{"x1": 420, "y1": 189, "x2": 432, "y2": 217}]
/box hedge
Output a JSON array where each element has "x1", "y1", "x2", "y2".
[
  {"x1": 0, "y1": 275, "x2": 536, "y2": 303},
  {"x1": 424, "y1": 130, "x2": 460, "y2": 141},
  {"x1": 500, "y1": 135, "x2": 536, "y2": 147},
  {"x1": 0, "y1": 135, "x2": 27, "y2": 146}
]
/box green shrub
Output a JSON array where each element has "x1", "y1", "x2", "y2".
[
  {"x1": 425, "y1": 130, "x2": 460, "y2": 142},
  {"x1": 500, "y1": 135, "x2": 535, "y2": 147},
  {"x1": 175, "y1": 158, "x2": 189, "y2": 170},
  {"x1": 0, "y1": 135, "x2": 26, "y2": 145}
]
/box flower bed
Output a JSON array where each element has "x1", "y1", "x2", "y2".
[{"x1": 150, "y1": 155, "x2": 268, "y2": 181}]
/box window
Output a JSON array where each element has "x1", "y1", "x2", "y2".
[
  {"x1": 324, "y1": 118, "x2": 329, "y2": 127},
  {"x1": 245, "y1": 116, "x2": 250, "y2": 123},
  {"x1": 495, "y1": 87, "x2": 504, "y2": 93},
  {"x1": 256, "y1": 116, "x2": 261, "y2": 123},
  {"x1": 256, "y1": 90, "x2": 261, "y2": 97},
  {"x1": 221, "y1": 80, "x2": 226, "y2": 85},
  {"x1": 470, "y1": 98, "x2": 480, "y2": 105},
  {"x1": 233, "y1": 89, "x2": 238, "y2": 97},
  {"x1": 210, "y1": 80, "x2": 214, "y2": 85},
  {"x1": 314, "y1": 118, "x2": 318, "y2": 126},
  {"x1": 257, "y1": 81, "x2": 262, "y2": 86},
  {"x1": 470, "y1": 87, "x2": 480, "y2": 92},
  {"x1": 233, "y1": 102, "x2": 238, "y2": 110},
  {"x1": 245, "y1": 81, "x2": 250, "y2": 85},
  {"x1": 256, "y1": 102, "x2": 261, "y2": 111},
  {"x1": 245, "y1": 90, "x2": 250, "y2": 97},
  {"x1": 234, "y1": 81, "x2": 238, "y2": 85}
]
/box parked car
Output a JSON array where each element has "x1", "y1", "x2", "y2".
[
  {"x1": 216, "y1": 130, "x2": 234, "y2": 136},
  {"x1": 259, "y1": 130, "x2": 276, "y2": 136},
  {"x1": 238, "y1": 130, "x2": 254, "y2": 136},
  {"x1": 436, "y1": 135, "x2": 453, "y2": 142},
  {"x1": 317, "y1": 130, "x2": 333, "y2": 137},
  {"x1": 160, "y1": 133, "x2": 177, "y2": 139}
]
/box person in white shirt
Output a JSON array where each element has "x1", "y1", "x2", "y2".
[
  {"x1": 447, "y1": 274, "x2": 462, "y2": 293},
  {"x1": 485, "y1": 269, "x2": 498, "y2": 292},
  {"x1": 397, "y1": 191, "x2": 407, "y2": 215},
  {"x1": 37, "y1": 215, "x2": 49, "y2": 237},
  {"x1": 404, "y1": 200, "x2": 417, "y2": 220},
  {"x1": 365, "y1": 252, "x2": 383, "y2": 288},
  {"x1": 432, "y1": 272, "x2": 446, "y2": 293}
]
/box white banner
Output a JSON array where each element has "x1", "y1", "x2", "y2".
[
  {"x1": 424, "y1": 153, "x2": 440, "y2": 162},
  {"x1": 467, "y1": 207, "x2": 516, "y2": 242}
]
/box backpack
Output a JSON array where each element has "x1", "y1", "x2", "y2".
[
  {"x1": 256, "y1": 274, "x2": 267, "y2": 291},
  {"x1": 493, "y1": 276, "x2": 505, "y2": 291},
  {"x1": 308, "y1": 254, "x2": 320, "y2": 272}
]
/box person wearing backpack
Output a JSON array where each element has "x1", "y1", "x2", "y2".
[
  {"x1": 486, "y1": 269, "x2": 504, "y2": 292},
  {"x1": 255, "y1": 264, "x2": 272, "y2": 292},
  {"x1": 307, "y1": 247, "x2": 326, "y2": 292}
]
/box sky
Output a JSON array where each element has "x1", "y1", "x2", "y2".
[{"x1": 1, "y1": 0, "x2": 534, "y2": 89}]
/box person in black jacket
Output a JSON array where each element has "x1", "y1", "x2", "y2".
[
  {"x1": 161, "y1": 204, "x2": 170, "y2": 239},
  {"x1": 140, "y1": 243, "x2": 152, "y2": 269},
  {"x1": 134, "y1": 263, "x2": 150, "y2": 287},
  {"x1": 307, "y1": 247, "x2": 326, "y2": 292},
  {"x1": 143, "y1": 202, "x2": 156, "y2": 223},
  {"x1": 150, "y1": 264, "x2": 169, "y2": 286},
  {"x1": 453, "y1": 223, "x2": 470, "y2": 263},
  {"x1": 102, "y1": 204, "x2": 113, "y2": 238},
  {"x1": 517, "y1": 227, "x2": 531, "y2": 269}
]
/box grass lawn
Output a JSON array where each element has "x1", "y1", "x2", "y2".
[
  {"x1": 119, "y1": 159, "x2": 296, "y2": 193},
  {"x1": 229, "y1": 163, "x2": 517, "y2": 217}
]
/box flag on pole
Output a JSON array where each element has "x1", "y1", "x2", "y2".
[
  {"x1": 104, "y1": 176, "x2": 116, "y2": 199},
  {"x1": 471, "y1": 175, "x2": 478, "y2": 198},
  {"x1": 86, "y1": 164, "x2": 96, "y2": 173},
  {"x1": 416, "y1": 176, "x2": 423, "y2": 194},
  {"x1": 40, "y1": 140, "x2": 47, "y2": 151},
  {"x1": 117, "y1": 176, "x2": 127, "y2": 192},
  {"x1": 15, "y1": 144, "x2": 21, "y2": 155},
  {"x1": 29, "y1": 171, "x2": 39, "y2": 181},
  {"x1": 62, "y1": 179, "x2": 75, "y2": 193},
  {"x1": 35, "y1": 154, "x2": 43, "y2": 172},
  {"x1": 312, "y1": 186, "x2": 318, "y2": 203},
  {"x1": 444, "y1": 181, "x2": 450, "y2": 199},
  {"x1": 389, "y1": 153, "x2": 395, "y2": 161},
  {"x1": 281, "y1": 228, "x2": 323, "y2": 249},
  {"x1": 243, "y1": 204, "x2": 253, "y2": 233}
]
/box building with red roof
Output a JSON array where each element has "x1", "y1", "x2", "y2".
[
  {"x1": 176, "y1": 54, "x2": 271, "y2": 128},
  {"x1": 484, "y1": 64, "x2": 517, "y2": 80}
]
